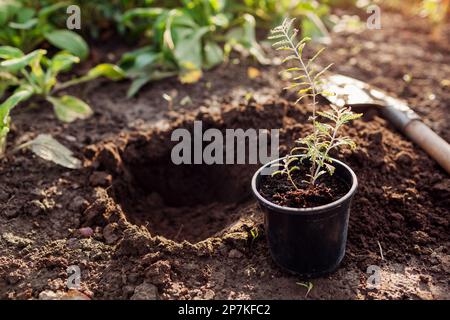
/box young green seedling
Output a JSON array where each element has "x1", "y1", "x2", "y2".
[
  {"x1": 0, "y1": 46, "x2": 124, "y2": 156},
  {"x1": 119, "y1": 3, "x2": 268, "y2": 97},
  {"x1": 269, "y1": 18, "x2": 362, "y2": 188},
  {"x1": 0, "y1": 1, "x2": 89, "y2": 58}
]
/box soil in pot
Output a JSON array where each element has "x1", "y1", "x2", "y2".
[{"x1": 259, "y1": 164, "x2": 350, "y2": 208}]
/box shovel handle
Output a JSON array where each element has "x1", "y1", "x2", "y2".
[{"x1": 404, "y1": 120, "x2": 450, "y2": 174}]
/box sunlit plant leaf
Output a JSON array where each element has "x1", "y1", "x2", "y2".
[
  {"x1": 47, "y1": 95, "x2": 93, "y2": 123},
  {"x1": 22, "y1": 134, "x2": 82, "y2": 169}
]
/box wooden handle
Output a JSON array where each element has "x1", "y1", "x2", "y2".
[{"x1": 404, "y1": 120, "x2": 450, "y2": 174}]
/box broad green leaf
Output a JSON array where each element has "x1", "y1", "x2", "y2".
[
  {"x1": 0, "y1": 49, "x2": 45, "y2": 73},
  {"x1": 0, "y1": 86, "x2": 33, "y2": 125},
  {"x1": 23, "y1": 134, "x2": 82, "y2": 169},
  {"x1": 50, "y1": 51, "x2": 80, "y2": 73},
  {"x1": 8, "y1": 18, "x2": 38, "y2": 30},
  {"x1": 85, "y1": 64, "x2": 125, "y2": 81},
  {"x1": 0, "y1": 77, "x2": 15, "y2": 98},
  {"x1": 0, "y1": 46, "x2": 23, "y2": 59},
  {"x1": 16, "y1": 7, "x2": 35, "y2": 23},
  {"x1": 127, "y1": 70, "x2": 176, "y2": 97},
  {"x1": 301, "y1": 13, "x2": 330, "y2": 41},
  {"x1": 226, "y1": 14, "x2": 269, "y2": 65},
  {"x1": 204, "y1": 41, "x2": 223, "y2": 69},
  {"x1": 47, "y1": 95, "x2": 93, "y2": 123},
  {"x1": 121, "y1": 7, "x2": 165, "y2": 27},
  {"x1": 127, "y1": 76, "x2": 151, "y2": 98},
  {"x1": 133, "y1": 52, "x2": 160, "y2": 70},
  {"x1": 173, "y1": 26, "x2": 210, "y2": 70},
  {"x1": 120, "y1": 46, "x2": 155, "y2": 65},
  {"x1": 38, "y1": 2, "x2": 69, "y2": 19},
  {"x1": 44, "y1": 30, "x2": 89, "y2": 60}
]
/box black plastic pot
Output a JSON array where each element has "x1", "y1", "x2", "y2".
[{"x1": 251, "y1": 157, "x2": 358, "y2": 278}]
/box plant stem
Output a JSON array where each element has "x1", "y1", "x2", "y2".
[
  {"x1": 53, "y1": 77, "x2": 87, "y2": 92},
  {"x1": 0, "y1": 133, "x2": 6, "y2": 158},
  {"x1": 311, "y1": 123, "x2": 339, "y2": 184},
  {"x1": 287, "y1": 168, "x2": 300, "y2": 191},
  {"x1": 281, "y1": 27, "x2": 319, "y2": 185}
]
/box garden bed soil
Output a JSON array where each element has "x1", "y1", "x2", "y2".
[{"x1": 0, "y1": 12, "x2": 449, "y2": 299}]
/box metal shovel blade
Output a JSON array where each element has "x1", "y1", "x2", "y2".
[
  {"x1": 319, "y1": 74, "x2": 420, "y2": 130},
  {"x1": 318, "y1": 73, "x2": 450, "y2": 175}
]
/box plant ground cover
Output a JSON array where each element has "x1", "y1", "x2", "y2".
[{"x1": 0, "y1": 11, "x2": 449, "y2": 300}]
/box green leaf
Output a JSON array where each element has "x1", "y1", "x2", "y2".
[
  {"x1": 282, "y1": 55, "x2": 298, "y2": 63},
  {"x1": 0, "y1": 46, "x2": 23, "y2": 59},
  {"x1": 121, "y1": 7, "x2": 164, "y2": 27},
  {"x1": 340, "y1": 112, "x2": 363, "y2": 123},
  {"x1": 50, "y1": 51, "x2": 80, "y2": 73},
  {"x1": 317, "y1": 111, "x2": 336, "y2": 121},
  {"x1": 226, "y1": 14, "x2": 269, "y2": 65},
  {"x1": 314, "y1": 121, "x2": 332, "y2": 136},
  {"x1": 335, "y1": 137, "x2": 357, "y2": 150},
  {"x1": 0, "y1": 49, "x2": 45, "y2": 73},
  {"x1": 127, "y1": 76, "x2": 150, "y2": 98},
  {"x1": 288, "y1": 166, "x2": 300, "y2": 173},
  {"x1": 203, "y1": 41, "x2": 223, "y2": 69},
  {"x1": 271, "y1": 170, "x2": 284, "y2": 177},
  {"x1": 38, "y1": 2, "x2": 69, "y2": 19},
  {"x1": 126, "y1": 70, "x2": 176, "y2": 97},
  {"x1": 286, "y1": 157, "x2": 299, "y2": 166},
  {"x1": 301, "y1": 14, "x2": 330, "y2": 41},
  {"x1": 16, "y1": 7, "x2": 35, "y2": 23},
  {"x1": 313, "y1": 63, "x2": 333, "y2": 81},
  {"x1": 122, "y1": 50, "x2": 160, "y2": 72},
  {"x1": 284, "y1": 82, "x2": 309, "y2": 90},
  {"x1": 85, "y1": 64, "x2": 125, "y2": 81},
  {"x1": 44, "y1": 30, "x2": 89, "y2": 60},
  {"x1": 0, "y1": 73, "x2": 19, "y2": 98},
  {"x1": 0, "y1": 86, "x2": 33, "y2": 125},
  {"x1": 47, "y1": 95, "x2": 93, "y2": 123},
  {"x1": 173, "y1": 26, "x2": 210, "y2": 70},
  {"x1": 22, "y1": 134, "x2": 82, "y2": 169},
  {"x1": 298, "y1": 88, "x2": 312, "y2": 95},
  {"x1": 324, "y1": 163, "x2": 335, "y2": 175},
  {"x1": 8, "y1": 18, "x2": 38, "y2": 30},
  {"x1": 308, "y1": 47, "x2": 325, "y2": 66}
]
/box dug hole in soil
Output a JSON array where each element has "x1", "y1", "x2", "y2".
[{"x1": 0, "y1": 12, "x2": 449, "y2": 300}]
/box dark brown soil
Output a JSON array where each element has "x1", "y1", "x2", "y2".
[
  {"x1": 259, "y1": 163, "x2": 350, "y2": 208},
  {"x1": 0, "y1": 11, "x2": 449, "y2": 300}
]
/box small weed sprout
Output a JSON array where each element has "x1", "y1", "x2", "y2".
[{"x1": 269, "y1": 18, "x2": 362, "y2": 188}]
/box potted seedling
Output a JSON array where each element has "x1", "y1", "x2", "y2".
[{"x1": 251, "y1": 19, "x2": 362, "y2": 277}]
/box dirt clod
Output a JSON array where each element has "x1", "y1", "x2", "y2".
[
  {"x1": 228, "y1": 249, "x2": 244, "y2": 259},
  {"x1": 89, "y1": 171, "x2": 113, "y2": 187},
  {"x1": 131, "y1": 282, "x2": 159, "y2": 300}
]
